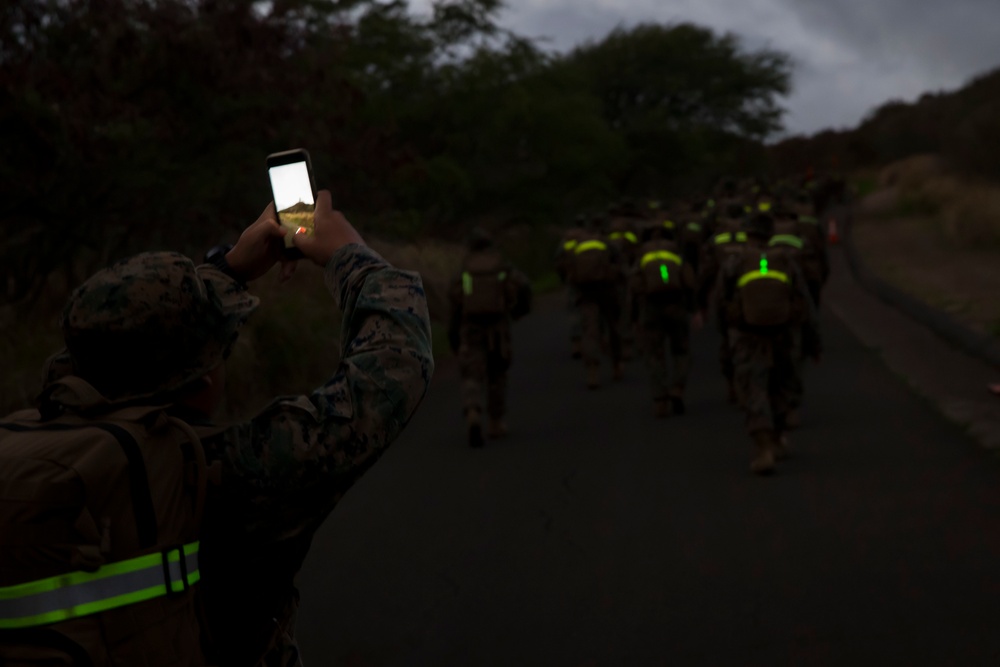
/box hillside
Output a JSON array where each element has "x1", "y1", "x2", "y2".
[{"x1": 771, "y1": 67, "x2": 1000, "y2": 179}]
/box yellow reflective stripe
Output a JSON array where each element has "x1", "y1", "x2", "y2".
[
  {"x1": 736, "y1": 232, "x2": 748, "y2": 242},
  {"x1": 758, "y1": 202, "x2": 772, "y2": 212},
  {"x1": 687, "y1": 222, "x2": 702, "y2": 232},
  {"x1": 609, "y1": 232, "x2": 623, "y2": 240},
  {"x1": 624, "y1": 232, "x2": 637, "y2": 244},
  {"x1": 713, "y1": 233, "x2": 733, "y2": 244},
  {"x1": 575, "y1": 240, "x2": 607, "y2": 254},
  {"x1": 738, "y1": 270, "x2": 789, "y2": 288},
  {"x1": 663, "y1": 220, "x2": 676, "y2": 229},
  {"x1": 0, "y1": 542, "x2": 200, "y2": 629},
  {"x1": 563, "y1": 240, "x2": 578, "y2": 250},
  {"x1": 640, "y1": 251, "x2": 683, "y2": 268},
  {"x1": 462, "y1": 272, "x2": 473, "y2": 296},
  {"x1": 769, "y1": 234, "x2": 803, "y2": 249}
]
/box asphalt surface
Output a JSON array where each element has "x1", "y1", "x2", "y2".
[{"x1": 296, "y1": 284, "x2": 1000, "y2": 666}]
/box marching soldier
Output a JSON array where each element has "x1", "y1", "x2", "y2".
[
  {"x1": 631, "y1": 224, "x2": 699, "y2": 417},
  {"x1": 697, "y1": 203, "x2": 749, "y2": 403},
  {"x1": 449, "y1": 229, "x2": 532, "y2": 447},
  {"x1": 562, "y1": 222, "x2": 624, "y2": 389},
  {"x1": 718, "y1": 213, "x2": 821, "y2": 475}
]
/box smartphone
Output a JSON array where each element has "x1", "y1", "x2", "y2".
[{"x1": 267, "y1": 149, "x2": 317, "y2": 258}]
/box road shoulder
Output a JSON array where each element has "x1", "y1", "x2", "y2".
[{"x1": 825, "y1": 240, "x2": 1000, "y2": 450}]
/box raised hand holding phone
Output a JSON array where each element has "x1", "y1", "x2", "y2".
[{"x1": 293, "y1": 190, "x2": 365, "y2": 267}]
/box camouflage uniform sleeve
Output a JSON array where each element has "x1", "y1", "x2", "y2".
[{"x1": 214, "y1": 243, "x2": 434, "y2": 538}]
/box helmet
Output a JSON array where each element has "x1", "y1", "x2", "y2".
[{"x1": 61, "y1": 252, "x2": 258, "y2": 400}]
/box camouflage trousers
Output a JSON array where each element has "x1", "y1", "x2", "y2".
[
  {"x1": 732, "y1": 328, "x2": 797, "y2": 435},
  {"x1": 641, "y1": 310, "x2": 691, "y2": 400},
  {"x1": 716, "y1": 303, "x2": 735, "y2": 381},
  {"x1": 577, "y1": 285, "x2": 622, "y2": 368},
  {"x1": 567, "y1": 286, "x2": 581, "y2": 343},
  {"x1": 459, "y1": 320, "x2": 512, "y2": 419},
  {"x1": 617, "y1": 283, "x2": 637, "y2": 351}
]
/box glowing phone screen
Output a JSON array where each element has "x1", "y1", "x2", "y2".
[{"x1": 268, "y1": 161, "x2": 315, "y2": 248}]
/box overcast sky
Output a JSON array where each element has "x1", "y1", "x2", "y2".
[{"x1": 415, "y1": 0, "x2": 1000, "y2": 137}]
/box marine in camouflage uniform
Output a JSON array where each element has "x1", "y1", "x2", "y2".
[
  {"x1": 718, "y1": 212, "x2": 820, "y2": 475},
  {"x1": 630, "y1": 224, "x2": 697, "y2": 418},
  {"x1": 697, "y1": 202, "x2": 749, "y2": 403},
  {"x1": 33, "y1": 194, "x2": 433, "y2": 666},
  {"x1": 449, "y1": 229, "x2": 531, "y2": 447}
]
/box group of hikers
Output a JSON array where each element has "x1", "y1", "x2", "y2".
[{"x1": 449, "y1": 175, "x2": 836, "y2": 476}]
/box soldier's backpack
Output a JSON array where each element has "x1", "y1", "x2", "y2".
[
  {"x1": 711, "y1": 218, "x2": 748, "y2": 262},
  {"x1": 735, "y1": 247, "x2": 795, "y2": 327},
  {"x1": 768, "y1": 218, "x2": 805, "y2": 260},
  {"x1": 568, "y1": 234, "x2": 617, "y2": 286},
  {"x1": 637, "y1": 240, "x2": 685, "y2": 295},
  {"x1": 0, "y1": 377, "x2": 209, "y2": 666},
  {"x1": 461, "y1": 251, "x2": 512, "y2": 316}
]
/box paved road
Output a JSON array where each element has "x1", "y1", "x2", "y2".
[{"x1": 296, "y1": 263, "x2": 1000, "y2": 666}]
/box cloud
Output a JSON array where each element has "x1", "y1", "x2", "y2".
[{"x1": 411, "y1": 0, "x2": 1000, "y2": 136}]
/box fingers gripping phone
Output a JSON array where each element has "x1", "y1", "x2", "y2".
[{"x1": 267, "y1": 149, "x2": 316, "y2": 259}]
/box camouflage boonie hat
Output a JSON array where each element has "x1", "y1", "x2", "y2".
[{"x1": 60, "y1": 252, "x2": 258, "y2": 400}]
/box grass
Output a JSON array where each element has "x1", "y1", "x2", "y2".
[{"x1": 853, "y1": 154, "x2": 1000, "y2": 338}]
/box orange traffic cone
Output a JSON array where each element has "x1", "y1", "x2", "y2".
[{"x1": 828, "y1": 218, "x2": 840, "y2": 245}]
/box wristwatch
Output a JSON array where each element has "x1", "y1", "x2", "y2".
[{"x1": 203, "y1": 244, "x2": 246, "y2": 288}]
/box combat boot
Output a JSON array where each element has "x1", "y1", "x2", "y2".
[
  {"x1": 487, "y1": 417, "x2": 508, "y2": 439},
  {"x1": 613, "y1": 362, "x2": 625, "y2": 381},
  {"x1": 466, "y1": 409, "x2": 484, "y2": 448},
  {"x1": 750, "y1": 430, "x2": 776, "y2": 476},
  {"x1": 774, "y1": 432, "x2": 791, "y2": 461},
  {"x1": 653, "y1": 399, "x2": 671, "y2": 419},
  {"x1": 586, "y1": 365, "x2": 601, "y2": 390}
]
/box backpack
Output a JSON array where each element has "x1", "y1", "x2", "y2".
[
  {"x1": 637, "y1": 240, "x2": 685, "y2": 295},
  {"x1": 461, "y1": 251, "x2": 512, "y2": 316},
  {"x1": 568, "y1": 235, "x2": 617, "y2": 286},
  {"x1": 736, "y1": 247, "x2": 795, "y2": 327},
  {"x1": 0, "y1": 377, "x2": 209, "y2": 666}
]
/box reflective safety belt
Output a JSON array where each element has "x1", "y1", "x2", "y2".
[
  {"x1": 738, "y1": 270, "x2": 789, "y2": 288},
  {"x1": 758, "y1": 202, "x2": 772, "y2": 212},
  {"x1": 713, "y1": 232, "x2": 733, "y2": 244},
  {"x1": 0, "y1": 542, "x2": 200, "y2": 629},
  {"x1": 640, "y1": 250, "x2": 683, "y2": 268},
  {"x1": 663, "y1": 220, "x2": 676, "y2": 230},
  {"x1": 609, "y1": 232, "x2": 638, "y2": 244},
  {"x1": 686, "y1": 222, "x2": 702, "y2": 232},
  {"x1": 575, "y1": 240, "x2": 607, "y2": 254},
  {"x1": 563, "y1": 239, "x2": 578, "y2": 251},
  {"x1": 736, "y1": 232, "x2": 748, "y2": 242},
  {"x1": 769, "y1": 234, "x2": 804, "y2": 250}
]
